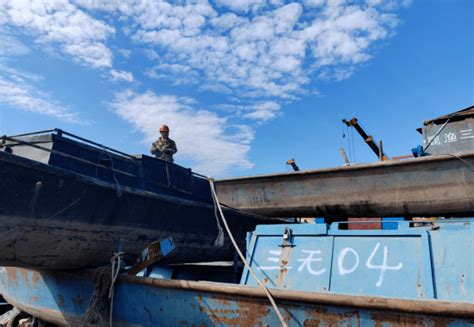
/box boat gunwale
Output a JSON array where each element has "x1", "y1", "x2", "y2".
[
  {"x1": 215, "y1": 151, "x2": 474, "y2": 183},
  {"x1": 120, "y1": 274, "x2": 474, "y2": 318},
  {"x1": 3, "y1": 267, "x2": 473, "y2": 320}
]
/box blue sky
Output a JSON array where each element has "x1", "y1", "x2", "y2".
[{"x1": 0, "y1": 0, "x2": 472, "y2": 177}]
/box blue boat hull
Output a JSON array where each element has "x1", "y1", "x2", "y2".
[{"x1": 0, "y1": 267, "x2": 473, "y2": 326}]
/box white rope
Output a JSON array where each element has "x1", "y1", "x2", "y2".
[
  {"x1": 109, "y1": 251, "x2": 124, "y2": 327},
  {"x1": 212, "y1": 195, "x2": 225, "y2": 247},
  {"x1": 208, "y1": 178, "x2": 288, "y2": 327}
]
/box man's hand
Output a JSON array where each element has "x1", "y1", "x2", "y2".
[{"x1": 150, "y1": 142, "x2": 161, "y2": 155}]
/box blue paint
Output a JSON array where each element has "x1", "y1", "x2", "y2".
[
  {"x1": 315, "y1": 218, "x2": 325, "y2": 224},
  {"x1": 242, "y1": 220, "x2": 473, "y2": 303},
  {"x1": 382, "y1": 217, "x2": 404, "y2": 230},
  {"x1": 0, "y1": 220, "x2": 472, "y2": 325},
  {"x1": 0, "y1": 267, "x2": 472, "y2": 326}
]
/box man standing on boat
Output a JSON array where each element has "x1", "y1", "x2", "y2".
[{"x1": 150, "y1": 125, "x2": 177, "y2": 163}]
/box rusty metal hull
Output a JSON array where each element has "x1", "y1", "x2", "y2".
[
  {"x1": 215, "y1": 152, "x2": 474, "y2": 217},
  {"x1": 0, "y1": 267, "x2": 473, "y2": 326},
  {"x1": 0, "y1": 151, "x2": 271, "y2": 269}
]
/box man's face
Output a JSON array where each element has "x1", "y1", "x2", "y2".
[{"x1": 160, "y1": 131, "x2": 169, "y2": 138}]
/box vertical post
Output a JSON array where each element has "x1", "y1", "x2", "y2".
[
  {"x1": 378, "y1": 140, "x2": 384, "y2": 161},
  {"x1": 339, "y1": 147, "x2": 350, "y2": 165},
  {"x1": 233, "y1": 250, "x2": 239, "y2": 283}
]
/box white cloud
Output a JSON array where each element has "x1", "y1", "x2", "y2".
[
  {"x1": 118, "y1": 48, "x2": 131, "y2": 58},
  {"x1": 76, "y1": 0, "x2": 401, "y2": 107},
  {"x1": 110, "y1": 90, "x2": 254, "y2": 175},
  {"x1": 0, "y1": 29, "x2": 91, "y2": 124},
  {"x1": 215, "y1": 100, "x2": 283, "y2": 122},
  {"x1": 215, "y1": 0, "x2": 268, "y2": 13},
  {"x1": 145, "y1": 63, "x2": 199, "y2": 85},
  {"x1": 244, "y1": 101, "x2": 282, "y2": 121},
  {"x1": 0, "y1": 65, "x2": 87, "y2": 124},
  {"x1": 110, "y1": 69, "x2": 134, "y2": 82},
  {"x1": 0, "y1": 1, "x2": 406, "y2": 118},
  {"x1": 0, "y1": 33, "x2": 29, "y2": 56},
  {"x1": 0, "y1": 0, "x2": 408, "y2": 175},
  {"x1": 0, "y1": 0, "x2": 115, "y2": 69},
  {"x1": 199, "y1": 83, "x2": 233, "y2": 94}
]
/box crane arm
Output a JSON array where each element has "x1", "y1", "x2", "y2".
[{"x1": 342, "y1": 117, "x2": 389, "y2": 161}]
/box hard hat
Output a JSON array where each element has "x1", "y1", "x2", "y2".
[{"x1": 159, "y1": 124, "x2": 170, "y2": 132}]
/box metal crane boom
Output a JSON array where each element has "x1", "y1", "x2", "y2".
[{"x1": 342, "y1": 117, "x2": 389, "y2": 161}]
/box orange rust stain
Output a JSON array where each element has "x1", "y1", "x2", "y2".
[
  {"x1": 31, "y1": 271, "x2": 40, "y2": 287},
  {"x1": 432, "y1": 318, "x2": 453, "y2": 327},
  {"x1": 304, "y1": 306, "x2": 360, "y2": 326},
  {"x1": 30, "y1": 296, "x2": 39, "y2": 302},
  {"x1": 57, "y1": 294, "x2": 65, "y2": 308},
  {"x1": 196, "y1": 293, "x2": 270, "y2": 326},
  {"x1": 277, "y1": 267, "x2": 289, "y2": 285},
  {"x1": 21, "y1": 269, "x2": 29, "y2": 286},
  {"x1": 433, "y1": 317, "x2": 474, "y2": 327},
  {"x1": 6, "y1": 268, "x2": 17, "y2": 284},
  {"x1": 372, "y1": 311, "x2": 426, "y2": 327},
  {"x1": 217, "y1": 298, "x2": 231, "y2": 306}
]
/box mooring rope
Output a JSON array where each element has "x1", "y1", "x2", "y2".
[
  {"x1": 109, "y1": 251, "x2": 124, "y2": 327},
  {"x1": 208, "y1": 178, "x2": 288, "y2": 327},
  {"x1": 96, "y1": 147, "x2": 122, "y2": 198}
]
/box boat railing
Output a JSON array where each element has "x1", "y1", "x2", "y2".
[
  {"x1": 3, "y1": 128, "x2": 209, "y2": 181},
  {"x1": 7, "y1": 128, "x2": 137, "y2": 160},
  {"x1": 1, "y1": 133, "x2": 139, "y2": 179},
  {"x1": 1, "y1": 129, "x2": 211, "y2": 198}
]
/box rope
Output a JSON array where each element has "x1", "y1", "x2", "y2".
[
  {"x1": 96, "y1": 147, "x2": 122, "y2": 198},
  {"x1": 208, "y1": 178, "x2": 288, "y2": 327},
  {"x1": 443, "y1": 153, "x2": 474, "y2": 172},
  {"x1": 423, "y1": 119, "x2": 450, "y2": 152},
  {"x1": 109, "y1": 251, "x2": 124, "y2": 327},
  {"x1": 211, "y1": 192, "x2": 225, "y2": 247}
]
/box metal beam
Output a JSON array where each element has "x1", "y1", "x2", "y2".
[{"x1": 215, "y1": 152, "x2": 474, "y2": 217}]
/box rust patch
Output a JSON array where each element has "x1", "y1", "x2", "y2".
[
  {"x1": 31, "y1": 271, "x2": 40, "y2": 287},
  {"x1": 372, "y1": 311, "x2": 425, "y2": 326},
  {"x1": 432, "y1": 317, "x2": 453, "y2": 327},
  {"x1": 21, "y1": 269, "x2": 29, "y2": 286},
  {"x1": 197, "y1": 293, "x2": 270, "y2": 326},
  {"x1": 6, "y1": 268, "x2": 17, "y2": 284},
  {"x1": 277, "y1": 267, "x2": 289, "y2": 285},
  {"x1": 29, "y1": 296, "x2": 39, "y2": 302},
  {"x1": 304, "y1": 305, "x2": 360, "y2": 326},
  {"x1": 57, "y1": 294, "x2": 65, "y2": 308},
  {"x1": 217, "y1": 298, "x2": 231, "y2": 306}
]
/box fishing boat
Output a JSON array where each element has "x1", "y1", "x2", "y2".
[
  {"x1": 215, "y1": 106, "x2": 474, "y2": 218},
  {"x1": 0, "y1": 129, "x2": 274, "y2": 269}
]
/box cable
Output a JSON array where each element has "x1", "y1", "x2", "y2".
[
  {"x1": 351, "y1": 127, "x2": 356, "y2": 162},
  {"x1": 423, "y1": 119, "x2": 450, "y2": 152},
  {"x1": 208, "y1": 178, "x2": 288, "y2": 327},
  {"x1": 345, "y1": 125, "x2": 352, "y2": 164},
  {"x1": 443, "y1": 153, "x2": 474, "y2": 172},
  {"x1": 109, "y1": 251, "x2": 124, "y2": 327}
]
